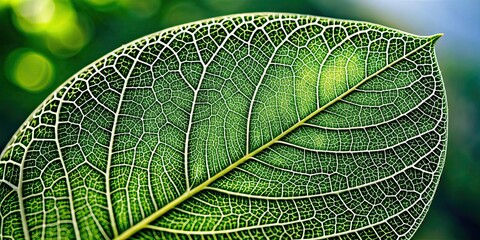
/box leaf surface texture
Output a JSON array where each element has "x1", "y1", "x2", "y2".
[{"x1": 0, "y1": 13, "x2": 447, "y2": 239}]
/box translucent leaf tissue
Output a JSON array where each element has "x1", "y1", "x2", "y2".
[{"x1": 0, "y1": 13, "x2": 447, "y2": 239}]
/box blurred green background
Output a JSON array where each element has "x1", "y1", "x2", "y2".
[{"x1": 0, "y1": 0, "x2": 478, "y2": 239}]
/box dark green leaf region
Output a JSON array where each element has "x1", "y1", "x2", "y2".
[{"x1": 0, "y1": 13, "x2": 447, "y2": 239}]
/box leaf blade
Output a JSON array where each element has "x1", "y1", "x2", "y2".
[{"x1": 0, "y1": 13, "x2": 447, "y2": 239}]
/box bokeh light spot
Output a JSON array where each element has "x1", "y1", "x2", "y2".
[
  {"x1": 84, "y1": 0, "x2": 117, "y2": 10},
  {"x1": 163, "y1": 2, "x2": 206, "y2": 26},
  {"x1": 0, "y1": 0, "x2": 10, "y2": 10},
  {"x1": 16, "y1": 0, "x2": 55, "y2": 23},
  {"x1": 202, "y1": 0, "x2": 245, "y2": 12},
  {"x1": 120, "y1": 0, "x2": 161, "y2": 18},
  {"x1": 46, "y1": 20, "x2": 90, "y2": 57},
  {"x1": 6, "y1": 49, "x2": 55, "y2": 92}
]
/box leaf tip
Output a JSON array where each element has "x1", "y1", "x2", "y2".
[{"x1": 429, "y1": 33, "x2": 444, "y2": 43}]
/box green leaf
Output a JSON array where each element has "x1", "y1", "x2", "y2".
[{"x1": 0, "y1": 13, "x2": 447, "y2": 239}]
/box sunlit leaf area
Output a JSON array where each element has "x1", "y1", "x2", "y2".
[{"x1": 0, "y1": 0, "x2": 479, "y2": 239}]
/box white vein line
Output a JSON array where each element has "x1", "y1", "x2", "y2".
[
  {"x1": 105, "y1": 51, "x2": 144, "y2": 237},
  {"x1": 275, "y1": 125, "x2": 436, "y2": 154},
  {"x1": 147, "y1": 140, "x2": 162, "y2": 211},
  {"x1": 0, "y1": 184, "x2": 19, "y2": 240},
  {"x1": 17, "y1": 128, "x2": 33, "y2": 240},
  {"x1": 153, "y1": 37, "x2": 195, "y2": 91},
  {"x1": 204, "y1": 130, "x2": 441, "y2": 200},
  {"x1": 245, "y1": 22, "x2": 328, "y2": 154},
  {"x1": 183, "y1": 21, "x2": 247, "y2": 189},
  {"x1": 0, "y1": 179, "x2": 17, "y2": 190},
  {"x1": 124, "y1": 133, "x2": 143, "y2": 226},
  {"x1": 143, "y1": 196, "x2": 423, "y2": 237},
  {"x1": 311, "y1": 198, "x2": 425, "y2": 240},
  {"x1": 315, "y1": 28, "x2": 372, "y2": 109},
  {"x1": 54, "y1": 81, "x2": 82, "y2": 239},
  {"x1": 248, "y1": 157, "x2": 319, "y2": 176},
  {"x1": 156, "y1": 174, "x2": 435, "y2": 237},
  {"x1": 83, "y1": 185, "x2": 110, "y2": 239},
  {"x1": 144, "y1": 217, "x2": 317, "y2": 235},
  {"x1": 355, "y1": 72, "x2": 435, "y2": 93},
  {"x1": 302, "y1": 85, "x2": 437, "y2": 131}
]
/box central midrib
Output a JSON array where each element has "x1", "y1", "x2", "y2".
[{"x1": 115, "y1": 35, "x2": 439, "y2": 240}]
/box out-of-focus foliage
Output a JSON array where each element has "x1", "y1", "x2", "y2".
[{"x1": 0, "y1": 0, "x2": 478, "y2": 239}]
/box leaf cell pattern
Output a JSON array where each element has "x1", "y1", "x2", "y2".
[{"x1": 0, "y1": 13, "x2": 447, "y2": 239}]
